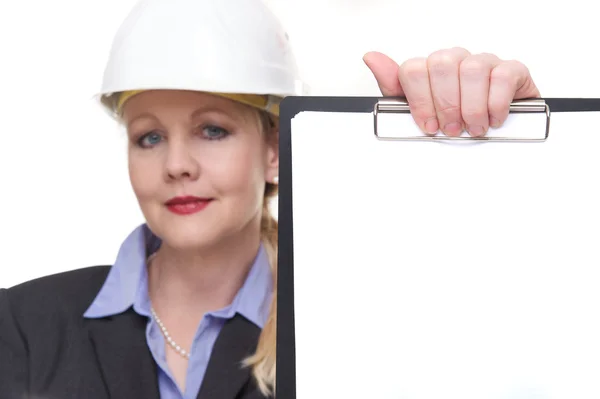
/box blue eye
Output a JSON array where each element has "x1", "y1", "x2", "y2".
[
  {"x1": 138, "y1": 132, "x2": 163, "y2": 148},
  {"x1": 203, "y1": 125, "x2": 230, "y2": 140}
]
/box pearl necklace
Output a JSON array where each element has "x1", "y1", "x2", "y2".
[{"x1": 150, "y1": 306, "x2": 191, "y2": 360}]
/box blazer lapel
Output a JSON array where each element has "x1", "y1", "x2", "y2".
[
  {"x1": 87, "y1": 308, "x2": 160, "y2": 399},
  {"x1": 197, "y1": 314, "x2": 262, "y2": 399}
]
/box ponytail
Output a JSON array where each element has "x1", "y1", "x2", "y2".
[{"x1": 242, "y1": 112, "x2": 279, "y2": 397}]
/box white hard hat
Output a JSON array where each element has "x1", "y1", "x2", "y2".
[{"x1": 97, "y1": 0, "x2": 308, "y2": 118}]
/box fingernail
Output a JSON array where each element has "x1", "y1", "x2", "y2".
[
  {"x1": 490, "y1": 117, "x2": 501, "y2": 128},
  {"x1": 425, "y1": 118, "x2": 439, "y2": 134},
  {"x1": 467, "y1": 125, "x2": 484, "y2": 136},
  {"x1": 443, "y1": 122, "x2": 463, "y2": 136}
]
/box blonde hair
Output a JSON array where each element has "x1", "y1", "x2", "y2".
[{"x1": 242, "y1": 110, "x2": 278, "y2": 397}]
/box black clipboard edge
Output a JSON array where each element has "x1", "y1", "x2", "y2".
[
  {"x1": 275, "y1": 95, "x2": 600, "y2": 399},
  {"x1": 280, "y1": 96, "x2": 600, "y2": 120}
]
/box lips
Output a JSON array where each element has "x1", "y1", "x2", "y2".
[{"x1": 165, "y1": 196, "x2": 212, "y2": 215}]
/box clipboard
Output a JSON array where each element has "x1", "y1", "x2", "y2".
[{"x1": 276, "y1": 96, "x2": 600, "y2": 399}]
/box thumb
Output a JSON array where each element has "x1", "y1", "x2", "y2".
[{"x1": 363, "y1": 51, "x2": 405, "y2": 97}]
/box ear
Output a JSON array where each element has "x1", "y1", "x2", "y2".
[{"x1": 264, "y1": 122, "x2": 279, "y2": 184}]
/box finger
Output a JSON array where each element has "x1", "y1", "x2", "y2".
[
  {"x1": 397, "y1": 57, "x2": 439, "y2": 135},
  {"x1": 363, "y1": 51, "x2": 405, "y2": 97},
  {"x1": 459, "y1": 53, "x2": 502, "y2": 137},
  {"x1": 427, "y1": 47, "x2": 471, "y2": 136},
  {"x1": 488, "y1": 60, "x2": 541, "y2": 128}
]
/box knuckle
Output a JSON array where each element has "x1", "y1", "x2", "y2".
[
  {"x1": 399, "y1": 57, "x2": 428, "y2": 80},
  {"x1": 506, "y1": 59, "x2": 528, "y2": 71},
  {"x1": 481, "y1": 52, "x2": 501, "y2": 61},
  {"x1": 474, "y1": 52, "x2": 500, "y2": 61},
  {"x1": 491, "y1": 68, "x2": 512, "y2": 84},
  {"x1": 460, "y1": 57, "x2": 490, "y2": 79},
  {"x1": 427, "y1": 47, "x2": 470, "y2": 73},
  {"x1": 491, "y1": 60, "x2": 527, "y2": 86},
  {"x1": 427, "y1": 50, "x2": 456, "y2": 77},
  {"x1": 450, "y1": 46, "x2": 471, "y2": 54}
]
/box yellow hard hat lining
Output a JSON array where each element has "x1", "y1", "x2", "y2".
[{"x1": 116, "y1": 90, "x2": 280, "y2": 116}]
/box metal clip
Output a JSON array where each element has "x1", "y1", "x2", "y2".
[{"x1": 373, "y1": 98, "x2": 550, "y2": 142}]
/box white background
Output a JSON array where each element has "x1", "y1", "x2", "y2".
[{"x1": 0, "y1": 0, "x2": 598, "y2": 287}]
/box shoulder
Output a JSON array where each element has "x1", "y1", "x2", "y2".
[
  {"x1": 0, "y1": 266, "x2": 113, "y2": 392},
  {"x1": 2, "y1": 265, "x2": 112, "y2": 323}
]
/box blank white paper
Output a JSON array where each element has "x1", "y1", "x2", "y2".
[{"x1": 290, "y1": 109, "x2": 600, "y2": 399}]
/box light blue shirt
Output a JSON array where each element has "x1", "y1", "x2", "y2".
[{"x1": 83, "y1": 224, "x2": 273, "y2": 398}]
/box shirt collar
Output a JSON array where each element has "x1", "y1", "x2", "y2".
[{"x1": 83, "y1": 223, "x2": 273, "y2": 328}]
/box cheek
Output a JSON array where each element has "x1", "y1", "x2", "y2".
[
  {"x1": 128, "y1": 153, "x2": 159, "y2": 202},
  {"x1": 211, "y1": 142, "x2": 266, "y2": 201}
]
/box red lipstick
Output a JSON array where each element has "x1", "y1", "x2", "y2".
[{"x1": 165, "y1": 196, "x2": 212, "y2": 215}]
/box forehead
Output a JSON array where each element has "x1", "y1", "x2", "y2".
[{"x1": 121, "y1": 90, "x2": 255, "y2": 122}]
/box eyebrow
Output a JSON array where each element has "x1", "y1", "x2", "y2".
[
  {"x1": 191, "y1": 106, "x2": 237, "y2": 120},
  {"x1": 126, "y1": 105, "x2": 242, "y2": 131},
  {"x1": 126, "y1": 112, "x2": 156, "y2": 131}
]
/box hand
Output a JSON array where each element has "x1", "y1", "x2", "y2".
[{"x1": 363, "y1": 47, "x2": 541, "y2": 137}]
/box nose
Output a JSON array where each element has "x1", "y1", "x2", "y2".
[{"x1": 164, "y1": 138, "x2": 200, "y2": 182}]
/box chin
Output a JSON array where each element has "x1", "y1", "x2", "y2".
[
  {"x1": 161, "y1": 222, "x2": 227, "y2": 251},
  {"x1": 143, "y1": 204, "x2": 259, "y2": 252}
]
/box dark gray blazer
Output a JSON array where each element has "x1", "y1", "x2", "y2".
[{"x1": 0, "y1": 266, "x2": 268, "y2": 399}]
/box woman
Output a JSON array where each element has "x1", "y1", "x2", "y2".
[{"x1": 0, "y1": 0, "x2": 540, "y2": 398}]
